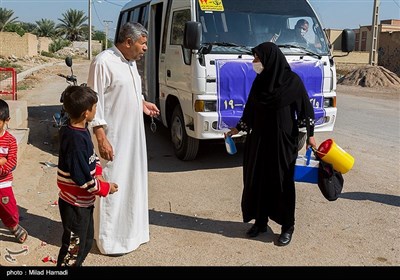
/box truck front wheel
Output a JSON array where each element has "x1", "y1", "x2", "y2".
[{"x1": 170, "y1": 105, "x2": 199, "y2": 161}]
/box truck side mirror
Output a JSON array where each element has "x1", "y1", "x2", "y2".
[
  {"x1": 184, "y1": 21, "x2": 201, "y2": 50},
  {"x1": 341, "y1": 29, "x2": 355, "y2": 53}
]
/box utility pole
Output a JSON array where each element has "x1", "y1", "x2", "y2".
[
  {"x1": 369, "y1": 0, "x2": 380, "y2": 65},
  {"x1": 103, "y1": 20, "x2": 113, "y2": 49},
  {"x1": 88, "y1": 0, "x2": 92, "y2": 60}
]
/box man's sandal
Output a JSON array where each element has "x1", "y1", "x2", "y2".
[{"x1": 10, "y1": 224, "x2": 28, "y2": 243}]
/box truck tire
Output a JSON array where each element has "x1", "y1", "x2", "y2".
[
  {"x1": 298, "y1": 132, "x2": 307, "y2": 151},
  {"x1": 170, "y1": 105, "x2": 199, "y2": 161}
]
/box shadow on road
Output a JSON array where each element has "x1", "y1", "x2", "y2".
[
  {"x1": 27, "y1": 104, "x2": 62, "y2": 156},
  {"x1": 25, "y1": 106, "x2": 244, "y2": 172},
  {"x1": 0, "y1": 206, "x2": 62, "y2": 247},
  {"x1": 148, "y1": 210, "x2": 276, "y2": 240},
  {"x1": 145, "y1": 117, "x2": 244, "y2": 172},
  {"x1": 340, "y1": 192, "x2": 400, "y2": 207},
  {"x1": 88, "y1": 209, "x2": 277, "y2": 256}
]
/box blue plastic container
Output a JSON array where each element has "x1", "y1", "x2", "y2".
[
  {"x1": 225, "y1": 135, "x2": 237, "y2": 155},
  {"x1": 294, "y1": 148, "x2": 319, "y2": 184}
]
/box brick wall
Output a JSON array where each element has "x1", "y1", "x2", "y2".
[
  {"x1": 0, "y1": 31, "x2": 103, "y2": 58},
  {"x1": 325, "y1": 27, "x2": 400, "y2": 76},
  {"x1": 72, "y1": 41, "x2": 103, "y2": 54},
  {"x1": 0, "y1": 32, "x2": 39, "y2": 57},
  {"x1": 378, "y1": 32, "x2": 400, "y2": 76},
  {"x1": 38, "y1": 37, "x2": 52, "y2": 53},
  {"x1": 332, "y1": 51, "x2": 370, "y2": 65}
]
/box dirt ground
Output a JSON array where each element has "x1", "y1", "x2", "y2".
[{"x1": 0, "y1": 57, "x2": 398, "y2": 275}]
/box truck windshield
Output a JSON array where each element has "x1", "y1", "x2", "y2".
[{"x1": 197, "y1": 0, "x2": 329, "y2": 55}]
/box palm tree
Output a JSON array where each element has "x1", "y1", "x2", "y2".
[
  {"x1": 20, "y1": 22, "x2": 37, "y2": 33},
  {"x1": 0, "y1": 7, "x2": 18, "y2": 32},
  {"x1": 56, "y1": 9, "x2": 88, "y2": 41},
  {"x1": 3, "y1": 23, "x2": 25, "y2": 36},
  {"x1": 34, "y1": 19, "x2": 56, "y2": 38}
]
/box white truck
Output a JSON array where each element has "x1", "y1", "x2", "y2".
[{"x1": 116, "y1": 0, "x2": 354, "y2": 160}]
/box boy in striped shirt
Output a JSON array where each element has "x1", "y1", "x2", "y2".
[{"x1": 56, "y1": 86, "x2": 118, "y2": 266}]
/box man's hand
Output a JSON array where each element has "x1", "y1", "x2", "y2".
[
  {"x1": 93, "y1": 126, "x2": 114, "y2": 161},
  {"x1": 98, "y1": 137, "x2": 114, "y2": 161},
  {"x1": 143, "y1": 100, "x2": 160, "y2": 117}
]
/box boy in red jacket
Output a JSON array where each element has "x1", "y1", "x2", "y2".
[{"x1": 0, "y1": 99, "x2": 28, "y2": 244}]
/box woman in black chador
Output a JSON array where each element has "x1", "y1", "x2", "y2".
[{"x1": 226, "y1": 42, "x2": 316, "y2": 246}]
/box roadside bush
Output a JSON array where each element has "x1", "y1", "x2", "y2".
[
  {"x1": 41, "y1": 51, "x2": 55, "y2": 58},
  {"x1": 49, "y1": 39, "x2": 71, "y2": 53},
  {"x1": 0, "y1": 60, "x2": 23, "y2": 73}
]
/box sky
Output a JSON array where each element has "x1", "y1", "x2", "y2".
[{"x1": 0, "y1": 0, "x2": 399, "y2": 40}]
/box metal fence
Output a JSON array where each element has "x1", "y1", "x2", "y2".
[{"x1": 0, "y1": 67, "x2": 17, "y2": 100}]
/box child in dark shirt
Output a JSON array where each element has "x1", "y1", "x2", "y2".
[{"x1": 56, "y1": 86, "x2": 118, "y2": 266}]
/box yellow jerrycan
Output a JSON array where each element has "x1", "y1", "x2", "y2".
[{"x1": 317, "y1": 139, "x2": 355, "y2": 174}]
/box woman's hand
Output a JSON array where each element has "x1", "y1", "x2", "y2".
[
  {"x1": 225, "y1": 127, "x2": 239, "y2": 138},
  {"x1": 307, "y1": 136, "x2": 317, "y2": 150}
]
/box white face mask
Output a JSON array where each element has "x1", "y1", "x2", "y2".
[
  {"x1": 300, "y1": 29, "x2": 307, "y2": 37},
  {"x1": 252, "y1": 62, "x2": 264, "y2": 74}
]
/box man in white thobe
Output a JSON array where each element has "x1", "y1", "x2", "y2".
[{"x1": 87, "y1": 22, "x2": 159, "y2": 255}]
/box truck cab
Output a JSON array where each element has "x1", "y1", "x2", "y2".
[{"x1": 117, "y1": 0, "x2": 354, "y2": 160}]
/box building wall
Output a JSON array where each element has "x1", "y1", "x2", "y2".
[
  {"x1": 332, "y1": 51, "x2": 370, "y2": 65},
  {"x1": 0, "y1": 32, "x2": 39, "y2": 57},
  {"x1": 380, "y1": 19, "x2": 400, "y2": 30},
  {"x1": 72, "y1": 41, "x2": 103, "y2": 54},
  {"x1": 326, "y1": 29, "x2": 342, "y2": 51},
  {"x1": 355, "y1": 26, "x2": 373, "y2": 51},
  {"x1": 38, "y1": 37, "x2": 52, "y2": 53},
  {"x1": 354, "y1": 19, "x2": 400, "y2": 52},
  {"x1": 0, "y1": 32, "x2": 102, "y2": 57},
  {"x1": 378, "y1": 32, "x2": 400, "y2": 76},
  {"x1": 326, "y1": 19, "x2": 399, "y2": 75}
]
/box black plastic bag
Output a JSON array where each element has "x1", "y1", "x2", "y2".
[{"x1": 318, "y1": 160, "x2": 344, "y2": 201}]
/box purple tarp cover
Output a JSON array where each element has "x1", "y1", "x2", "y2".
[{"x1": 216, "y1": 59, "x2": 325, "y2": 129}]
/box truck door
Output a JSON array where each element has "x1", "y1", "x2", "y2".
[
  {"x1": 141, "y1": 3, "x2": 163, "y2": 105},
  {"x1": 164, "y1": 8, "x2": 192, "y2": 95}
]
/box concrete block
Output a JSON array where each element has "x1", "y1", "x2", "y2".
[{"x1": 5, "y1": 100, "x2": 28, "y2": 129}]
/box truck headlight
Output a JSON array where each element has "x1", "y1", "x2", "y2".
[
  {"x1": 194, "y1": 100, "x2": 216, "y2": 112},
  {"x1": 323, "y1": 97, "x2": 336, "y2": 108}
]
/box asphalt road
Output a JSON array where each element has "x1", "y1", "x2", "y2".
[{"x1": 0, "y1": 59, "x2": 398, "y2": 275}]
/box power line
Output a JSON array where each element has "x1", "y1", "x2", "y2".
[
  {"x1": 92, "y1": 0, "x2": 105, "y2": 28},
  {"x1": 102, "y1": 0, "x2": 124, "y2": 7},
  {"x1": 391, "y1": 0, "x2": 400, "y2": 9}
]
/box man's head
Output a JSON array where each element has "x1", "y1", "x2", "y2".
[
  {"x1": 116, "y1": 22, "x2": 148, "y2": 61},
  {"x1": 295, "y1": 19, "x2": 309, "y2": 37},
  {"x1": 63, "y1": 86, "x2": 98, "y2": 121}
]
